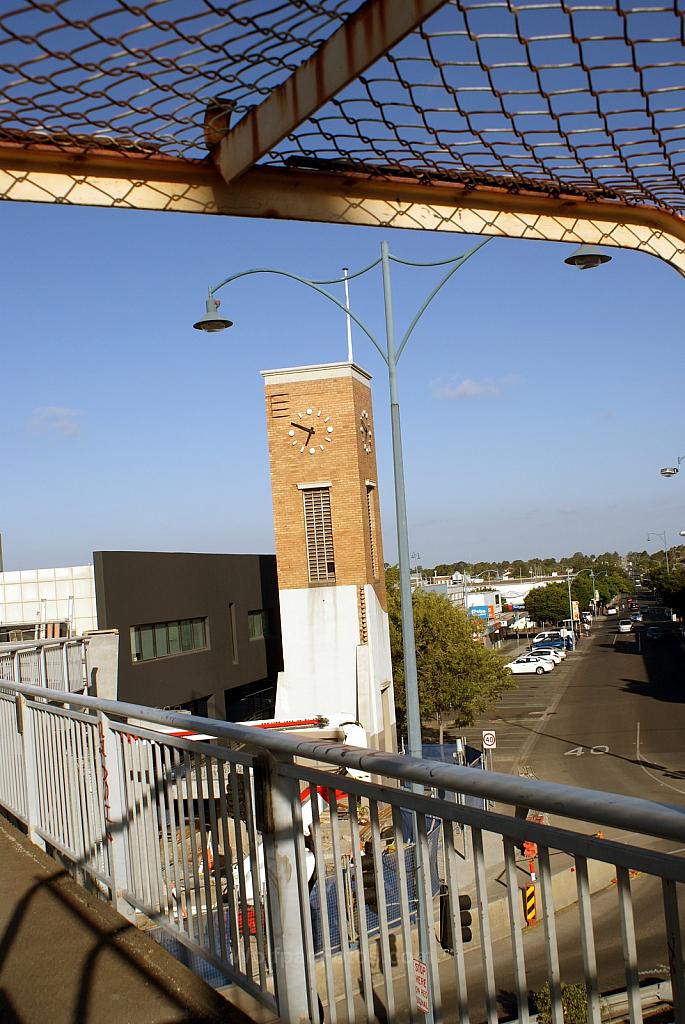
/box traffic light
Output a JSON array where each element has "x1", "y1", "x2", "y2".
[
  {"x1": 439, "y1": 885, "x2": 473, "y2": 951},
  {"x1": 459, "y1": 893, "x2": 472, "y2": 943},
  {"x1": 361, "y1": 841, "x2": 379, "y2": 913}
]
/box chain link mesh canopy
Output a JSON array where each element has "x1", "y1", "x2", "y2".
[{"x1": 2, "y1": 0, "x2": 685, "y2": 269}]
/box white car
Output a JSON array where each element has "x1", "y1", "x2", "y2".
[
  {"x1": 505, "y1": 655, "x2": 554, "y2": 675},
  {"x1": 530, "y1": 646, "x2": 565, "y2": 663},
  {"x1": 618, "y1": 619, "x2": 632, "y2": 633},
  {"x1": 606, "y1": 608, "x2": 618, "y2": 616},
  {"x1": 532, "y1": 631, "x2": 563, "y2": 645}
]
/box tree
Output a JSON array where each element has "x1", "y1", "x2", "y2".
[
  {"x1": 524, "y1": 584, "x2": 570, "y2": 624},
  {"x1": 387, "y1": 575, "x2": 514, "y2": 742}
]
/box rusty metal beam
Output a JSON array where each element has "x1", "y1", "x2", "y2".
[
  {"x1": 2, "y1": 141, "x2": 685, "y2": 277},
  {"x1": 211, "y1": 0, "x2": 450, "y2": 183}
]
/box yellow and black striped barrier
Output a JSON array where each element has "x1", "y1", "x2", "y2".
[{"x1": 523, "y1": 884, "x2": 537, "y2": 925}]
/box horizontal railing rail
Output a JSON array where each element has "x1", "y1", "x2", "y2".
[
  {"x1": 0, "y1": 639, "x2": 86, "y2": 693},
  {"x1": 0, "y1": 679, "x2": 683, "y2": 1024}
]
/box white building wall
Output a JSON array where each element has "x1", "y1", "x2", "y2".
[
  {"x1": 274, "y1": 583, "x2": 394, "y2": 748},
  {"x1": 0, "y1": 565, "x2": 97, "y2": 635}
]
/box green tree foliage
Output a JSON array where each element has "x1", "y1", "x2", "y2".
[
  {"x1": 387, "y1": 575, "x2": 515, "y2": 742},
  {"x1": 524, "y1": 583, "x2": 570, "y2": 624},
  {"x1": 644, "y1": 564, "x2": 685, "y2": 616},
  {"x1": 534, "y1": 983, "x2": 588, "y2": 1024}
]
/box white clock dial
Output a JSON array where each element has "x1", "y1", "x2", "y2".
[{"x1": 286, "y1": 406, "x2": 334, "y2": 455}]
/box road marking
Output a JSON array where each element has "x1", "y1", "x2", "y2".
[
  {"x1": 636, "y1": 721, "x2": 685, "y2": 796},
  {"x1": 563, "y1": 745, "x2": 609, "y2": 756}
]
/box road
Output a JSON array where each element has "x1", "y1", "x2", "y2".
[{"x1": 465, "y1": 612, "x2": 685, "y2": 809}]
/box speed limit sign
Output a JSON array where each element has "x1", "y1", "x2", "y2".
[{"x1": 482, "y1": 730, "x2": 497, "y2": 750}]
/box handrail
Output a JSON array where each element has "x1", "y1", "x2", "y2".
[{"x1": 6, "y1": 680, "x2": 685, "y2": 845}]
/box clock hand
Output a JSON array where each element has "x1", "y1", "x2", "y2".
[{"x1": 290, "y1": 421, "x2": 311, "y2": 433}]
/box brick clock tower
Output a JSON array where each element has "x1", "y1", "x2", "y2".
[{"x1": 262, "y1": 362, "x2": 396, "y2": 752}]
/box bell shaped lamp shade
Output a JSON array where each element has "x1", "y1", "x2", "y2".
[
  {"x1": 193, "y1": 293, "x2": 233, "y2": 332},
  {"x1": 660, "y1": 466, "x2": 679, "y2": 477},
  {"x1": 563, "y1": 244, "x2": 612, "y2": 270}
]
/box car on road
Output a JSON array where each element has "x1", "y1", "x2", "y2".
[
  {"x1": 532, "y1": 631, "x2": 563, "y2": 645},
  {"x1": 529, "y1": 646, "x2": 564, "y2": 663},
  {"x1": 606, "y1": 608, "x2": 618, "y2": 616},
  {"x1": 505, "y1": 655, "x2": 554, "y2": 675},
  {"x1": 618, "y1": 620, "x2": 633, "y2": 633},
  {"x1": 630, "y1": 611, "x2": 643, "y2": 622},
  {"x1": 646, "y1": 626, "x2": 663, "y2": 640}
]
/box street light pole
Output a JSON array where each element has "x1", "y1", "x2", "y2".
[
  {"x1": 647, "y1": 531, "x2": 670, "y2": 574},
  {"x1": 566, "y1": 571, "x2": 576, "y2": 650}
]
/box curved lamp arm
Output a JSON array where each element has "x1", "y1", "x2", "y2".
[
  {"x1": 396, "y1": 237, "x2": 493, "y2": 360},
  {"x1": 209, "y1": 266, "x2": 388, "y2": 364}
]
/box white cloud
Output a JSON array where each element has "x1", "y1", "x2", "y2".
[
  {"x1": 31, "y1": 406, "x2": 83, "y2": 437},
  {"x1": 432, "y1": 374, "x2": 518, "y2": 400}
]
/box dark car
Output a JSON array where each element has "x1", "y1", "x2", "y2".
[
  {"x1": 646, "y1": 626, "x2": 663, "y2": 640},
  {"x1": 532, "y1": 637, "x2": 573, "y2": 653}
]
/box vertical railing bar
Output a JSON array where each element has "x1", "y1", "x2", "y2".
[
  {"x1": 66, "y1": 716, "x2": 82, "y2": 861},
  {"x1": 229, "y1": 763, "x2": 252, "y2": 976},
  {"x1": 183, "y1": 750, "x2": 205, "y2": 943},
  {"x1": 662, "y1": 877, "x2": 685, "y2": 1020},
  {"x1": 216, "y1": 760, "x2": 240, "y2": 968},
  {"x1": 416, "y1": 812, "x2": 441, "y2": 1023},
  {"x1": 171, "y1": 746, "x2": 193, "y2": 938},
  {"x1": 63, "y1": 714, "x2": 79, "y2": 855},
  {"x1": 132, "y1": 736, "x2": 153, "y2": 907},
  {"x1": 575, "y1": 856, "x2": 601, "y2": 1024},
  {"x1": 349, "y1": 798, "x2": 374, "y2": 1022},
  {"x1": 538, "y1": 845, "x2": 563, "y2": 1024},
  {"x1": 125, "y1": 735, "x2": 144, "y2": 903},
  {"x1": 144, "y1": 739, "x2": 165, "y2": 915},
  {"x1": 370, "y1": 801, "x2": 395, "y2": 1021},
  {"x1": 289, "y1": 774, "x2": 320, "y2": 1020},
  {"x1": 49, "y1": 709, "x2": 68, "y2": 845},
  {"x1": 205, "y1": 755, "x2": 229, "y2": 973},
  {"x1": 76, "y1": 720, "x2": 94, "y2": 870},
  {"x1": 34, "y1": 707, "x2": 49, "y2": 835},
  {"x1": 617, "y1": 866, "x2": 642, "y2": 1024},
  {"x1": 161, "y1": 745, "x2": 183, "y2": 929},
  {"x1": 91, "y1": 718, "x2": 110, "y2": 879},
  {"x1": 68, "y1": 716, "x2": 85, "y2": 864},
  {"x1": 444, "y1": 819, "x2": 470, "y2": 1024},
  {"x1": 391, "y1": 803, "x2": 419, "y2": 1024},
  {"x1": 194, "y1": 752, "x2": 217, "y2": 958},
  {"x1": 241, "y1": 766, "x2": 267, "y2": 987},
  {"x1": 503, "y1": 838, "x2": 529, "y2": 1024},
  {"x1": 473, "y1": 826, "x2": 498, "y2": 1024},
  {"x1": 328, "y1": 790, "x2": 356, "y2": 1023},
  {"x1": 153, "y1": 743, "x2": 173, "y2": 921},
  {"x1": 310, "y1": 784, "x2": 337, "y2": 1024},
  {"x1": 44, "y1": 709, "x2": 62, "y2": 842}
]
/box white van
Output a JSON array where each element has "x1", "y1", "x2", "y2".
[{"x1": 532, "y1": 630, "x2": 562, "y2": 645}]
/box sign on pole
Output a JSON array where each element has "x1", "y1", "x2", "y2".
[
  {"x1": 482, "y1": 730, "x2": 497, "y2": 750},
  {"x1": 413, "y1": 958, "x2": 430, "y2": 1014}
]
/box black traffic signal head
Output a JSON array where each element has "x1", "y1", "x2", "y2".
[
  {"x1": 361, "y1": 842, "x2": 379, "y2": 913},
  {"x1": 459, "y1": 893, "x2": 472, "y2": 943}
]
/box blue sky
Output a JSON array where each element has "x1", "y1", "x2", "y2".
[{"x1": 1, "y1": 198, "x2": 684, "y2": 572}]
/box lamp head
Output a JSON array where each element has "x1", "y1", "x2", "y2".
[
  {"x1": 680, "y1": 531, "x2": 685, "y2": 537},
  {"x1": 193, "y1": 293, "x2": 233, "y2": 332},
  {"x1": 660, "y1": 466, "x2": 679, "y2": 477},
  {"x1": 564, "y1": 244, "x2": 612, "y2": 271}
]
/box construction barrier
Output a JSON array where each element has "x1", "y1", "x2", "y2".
[{"x1": 524, "y1": 884, "x2": 537, "y2": 925}]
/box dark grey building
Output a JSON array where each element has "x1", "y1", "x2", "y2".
[{"x1": 94, "y1": 551, "x2": 282, "y2": 721}]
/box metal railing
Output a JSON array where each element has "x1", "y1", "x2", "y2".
[
  {"x1": 0, "y1": 639, "x2": 86, "y2": 693},
  {"x1": 0, "y1": 679, "x2": 683, "y2": 1024}
]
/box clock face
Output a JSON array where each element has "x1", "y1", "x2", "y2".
[
  {"x1": 359, "y1": 409, "x2": 373, "y2": 454},
  {"x1": 286, "y1": 406, "x2": 334, "y2": 455}
]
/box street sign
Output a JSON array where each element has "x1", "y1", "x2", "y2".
[
  {"x1": 413, "y1": 958, "x2": 430, "y2": 1014},
  {"x1": 482, "y1": 730, "x2": 496, "y2": 749}
]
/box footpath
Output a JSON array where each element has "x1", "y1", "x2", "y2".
[{"x1": 0, "y1": 816, "x2": 248, "y2": 1024}]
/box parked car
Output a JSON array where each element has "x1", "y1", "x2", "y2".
[
  {"x1": 606, "y1": 608, "x2": 618, "y2": 616},
  {"x1": 618, "y1": 620, "x2": 632, "y2": 633},
  {"x1": 534, "y1": 636, "x2": 574, "y2": 652},
  {"x1": 646, "y1": 626, "x2": 663, "y2": 640},
  {"x1": 505, "y1": 655, "x2": 554, "y2": 675},
  {"x1": 532, "y1": 631, "x2": 563, "y2": 645},
  {"x1": 529, "y1": 646, "x2": 564, "y2": 663}
]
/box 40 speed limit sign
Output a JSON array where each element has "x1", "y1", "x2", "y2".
[{"x1": 482, "y1": 730, "x2": 497, "y2": 750}]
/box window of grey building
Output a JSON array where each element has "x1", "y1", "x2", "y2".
[
  {"x1": 248, "y1": 609, "x2": 270, "y2": 641},
  {"x1": 130, "y1": 616, "x2": 208, "y2": 663}
]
